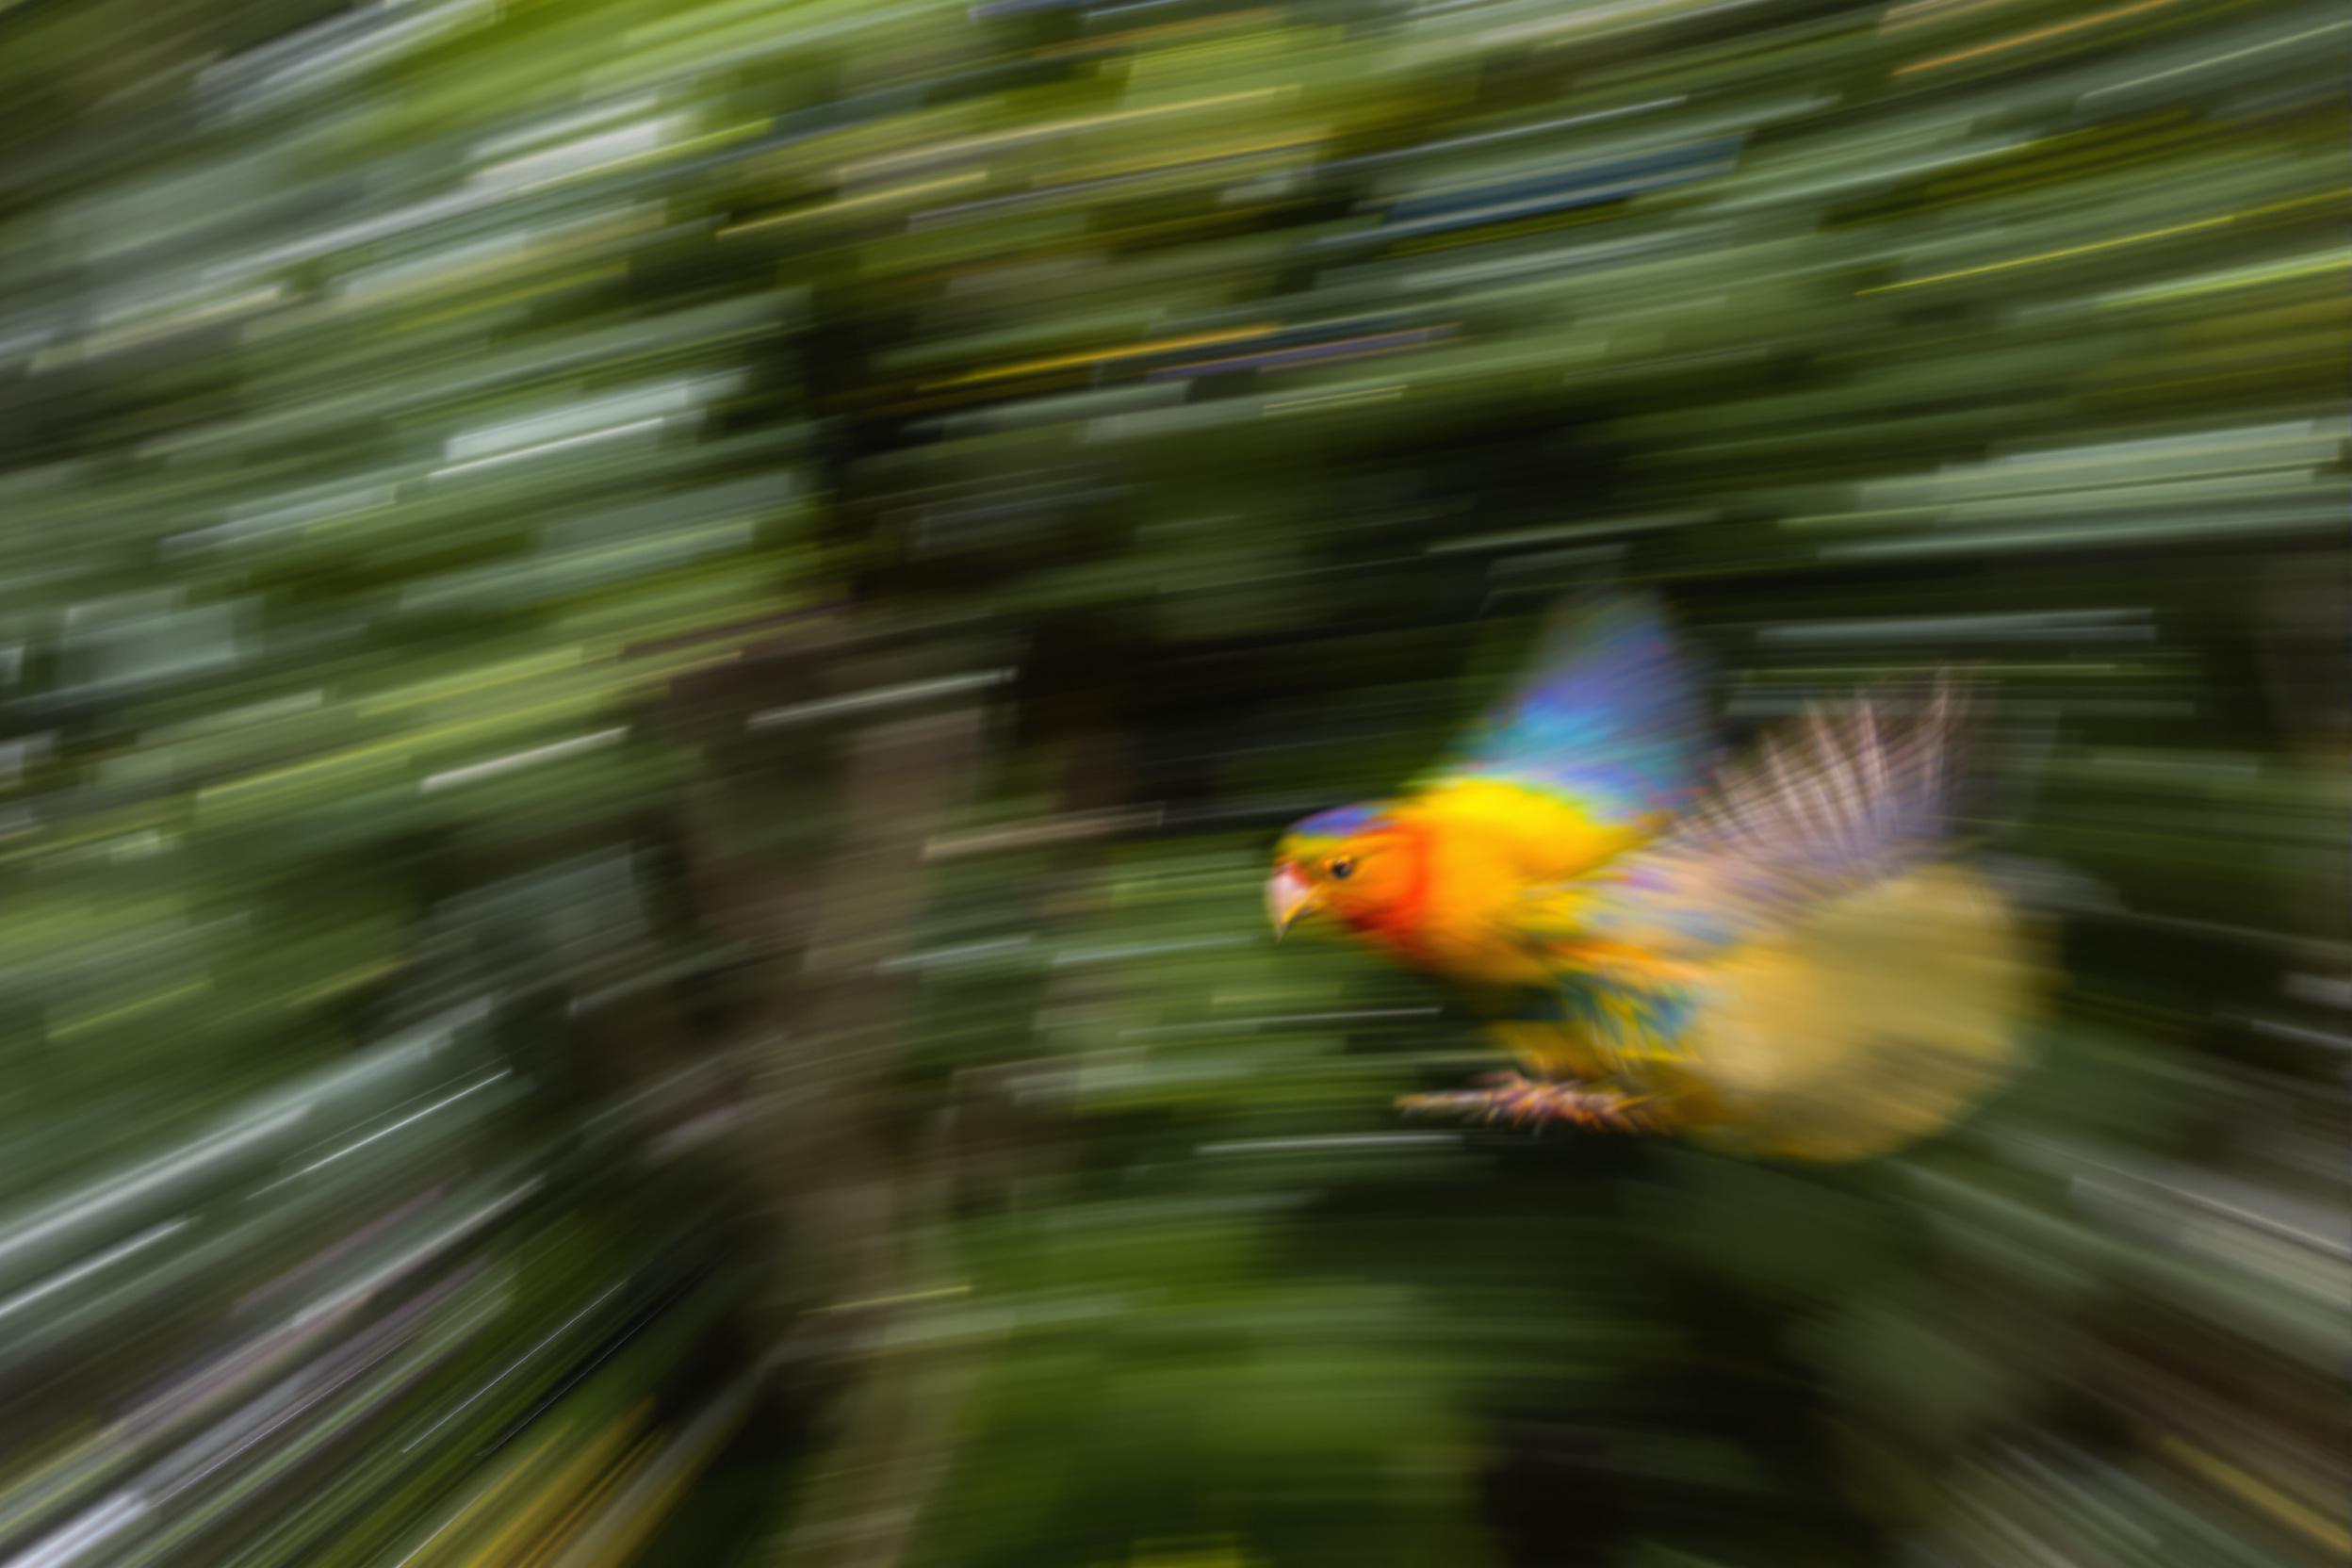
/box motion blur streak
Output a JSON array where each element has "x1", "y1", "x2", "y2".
[{"x1": 0, "y1": 0, "x2": 2343, "y2": 1565}]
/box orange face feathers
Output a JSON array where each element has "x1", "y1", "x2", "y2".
[{"x1": 1268, "y1": 807, "x2": 1431, "y2": 958}]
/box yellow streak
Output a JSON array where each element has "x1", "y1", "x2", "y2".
[
  {"x1": 923, "y1": 325, "x2": 1281, "y2": 389},
  {"x1": 567, "y1": 1445, "x2": 706, "y2": 1568},
  {"x1": 514, "y1": 1430, "x2": 662, "y2": 1568},
  {"x1": 462, "y1": 1405, "x2": 647, "y2": 1568},
  {"x1": 821, "y1": 1282, "x2": 972, "y2": 1314},
  {"x1": 564, "y1": 1389, "x2": 764, "y2": 1568},
  {"x1": 2106, "y1": 249, "x2": 2348, "y2": 305},
  {"x1": 400, "y1": 264, "x2": 628, "y2": 334},
  {"x1": 2159, "y1": 1437, "x2": 2352, "y2": 1557},
  {"x1": 1058, "y1": 127, "x2": 1326, "y2": 183},
  {"x1": 1395, "y1": 205, "x2": 1615, "y2": 254},
  {"x1": 718, "y1": 171, "x2": 988, "y2": 237},
  {"x1": 0, "y1": 1422, "x2": 105, "y2": 1520},
  {"x1": 1896, "y1": 0, "x2": 2182, "y2": 72},
  {"x1": 403, "y1": 1428, "x2": 567, "y2": 1568},
  {"x1": 0, "y1": 809, "x2": 162, "y2": 868},
  {"x1": 1268, "y1": 383, "x2": 1406, "y2": 416},
  {"x1": 1858, "y1": 188, "x2": 2347, "y2": 292},
  {"x1": 277, "y1": 957, "x2": 405, "y2": 1011},
  {"x1": 51, "y1": 979, "x2": 212, "y2": 1040}
]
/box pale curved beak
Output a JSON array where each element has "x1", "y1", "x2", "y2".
[{"x1": 1266, "y1": 864, "x2": 1318, "y2": 940}]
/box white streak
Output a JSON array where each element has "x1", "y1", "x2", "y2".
[{"x1": 420, "y1": 730, "x2": 625, "y2": 793}]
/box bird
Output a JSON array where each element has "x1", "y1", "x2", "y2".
[{"x1": 1265, "y1": 594, "x2": 2040, "y2": 1162}]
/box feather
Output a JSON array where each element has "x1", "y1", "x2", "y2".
[
  {"x1": 1424, "y1": 592, "x2": 1710, "y2": 826},
  {"x1": 1668, "y1": 676, "x2": 1972, "y2": 893},
  {"x1": 1492, "y1": 677, "x2": 2032, "y2": 1152}
]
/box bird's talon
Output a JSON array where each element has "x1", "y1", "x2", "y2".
[{"x1": 1398, "y1": 1075, "x2": 1664, "y2": 1135}]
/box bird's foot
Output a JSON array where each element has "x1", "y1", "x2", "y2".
[{"x1": 1397, "y1": 1073, "x2": 1667, "y2": 1133}]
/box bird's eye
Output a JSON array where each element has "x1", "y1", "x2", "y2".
[{"x1": 1328, "y1": 856, "x2": 1356, "y2": 880}]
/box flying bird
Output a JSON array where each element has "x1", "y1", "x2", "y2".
[{"x1": 1266, "y1": 596, "x2": 2038, "y2": 1162}]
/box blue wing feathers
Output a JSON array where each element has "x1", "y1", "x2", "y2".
[{"x1": 1440, "y1": 592, "x2": 1710, "y2": 822}]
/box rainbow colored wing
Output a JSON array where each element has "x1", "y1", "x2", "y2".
[
  {"x1": 1427, "y1": 592, "x2": 1711, "y2": 827},
  {"x1": 1581, "y1": 678, "x2": 1977, "y2": 952},
  {"x1": 1508, "y1": 681, "x2": 2040, "y2": 1160}
]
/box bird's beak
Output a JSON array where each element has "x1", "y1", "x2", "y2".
[{"x1": 1266, "y1": 864, "x2": 1318, "y2": 940}]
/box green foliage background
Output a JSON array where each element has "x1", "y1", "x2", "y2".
[{"x1": 0, "y1": 0, "x2": 2343, "y2": 1565}]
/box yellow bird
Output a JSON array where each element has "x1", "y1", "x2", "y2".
[{"x1": 1266, "y1": 595, "x2": 2040, "y2": 1162}]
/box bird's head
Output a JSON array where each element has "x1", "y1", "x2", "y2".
[{"x1": 1267, "y1": 802, "x2": 1423, "y2": 945}]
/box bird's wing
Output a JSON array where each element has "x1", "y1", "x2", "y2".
[
  {"x1": 1587, "y1": 674, "x2": 1976, "y2": 951},
  {"x1": 1421, "y1": 592, "x2": 1712, "y2": 828},
  {"x1": 1502, "y1": 678, "x2": 1974, "y2": 982},
  {"x1": 1506, "y1": 680, "x2": 2037, "y2": 1158}
]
